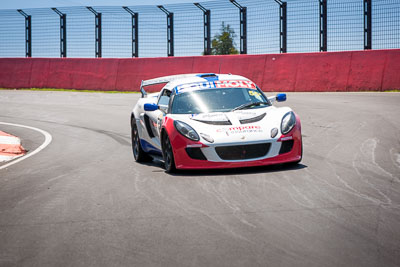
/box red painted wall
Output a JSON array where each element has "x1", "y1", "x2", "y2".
[{"x1": 0, "y1": 49, "x2": 399, "y2": 92}]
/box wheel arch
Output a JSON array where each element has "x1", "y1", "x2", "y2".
[
  {"x1": 130, "y1": 113, "x2": 135, "y2": 127},
  {"x1": 160, "y1": 127, "x2": 168, "y2": 150}
]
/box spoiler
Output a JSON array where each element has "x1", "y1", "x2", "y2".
[{"x1": 140, "y1": 73, "x2": 217, "y2": 98}]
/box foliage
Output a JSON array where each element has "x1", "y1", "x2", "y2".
[{"x1": 210, "y1": 22, "x2": 239, "y2": 55}]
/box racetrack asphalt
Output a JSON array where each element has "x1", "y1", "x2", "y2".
[{"x1": 0, "y1": 90, "x2": 399, "y2": 267}]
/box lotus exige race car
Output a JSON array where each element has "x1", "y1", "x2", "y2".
[{"x1": 130, "y1": 73, "x2": 302, "y2": 172}]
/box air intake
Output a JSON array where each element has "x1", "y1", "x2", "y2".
[
  {"x1": 192, "y1": 119, "x2": 232, "y2": 125},
  {"x1": 239, "y1": 113, "x2": 266, "y2": 124},
  {"x1": 216, "y1": 143, "x2": 271, "y2": 160}
]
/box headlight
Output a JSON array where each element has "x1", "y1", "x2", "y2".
[
  {"x1": 174, "y1": 120, "x2": 199, "y2": 141},
  {"x1": 281, "y1": 112, "x2": 296, "y2": 135}
]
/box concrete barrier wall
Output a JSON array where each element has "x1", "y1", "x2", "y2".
[{"x1": 0, "y1": 49, "x2": 399, "y2": 92}]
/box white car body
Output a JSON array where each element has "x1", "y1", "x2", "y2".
[{"x1": 131, "y1": 73, "x2": 302, "y2": 171}]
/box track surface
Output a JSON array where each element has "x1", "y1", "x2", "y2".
[{"x1": 0, "y1": 91, "x2": 399, "y2": 267}]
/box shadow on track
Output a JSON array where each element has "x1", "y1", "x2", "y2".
[
  {"x1": 170, "y1": 163, "x2": 308, "y2": 177},
  {"x1": 138, "y1": 159, "x2": 307, "y2": 177}
]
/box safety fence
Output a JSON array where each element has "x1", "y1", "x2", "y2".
[{"x1": 0, "y1": 0, "x2": 399, "y2": 58}]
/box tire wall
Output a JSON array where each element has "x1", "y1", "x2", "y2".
[{"x1": 0, "y1": 49, "x2": 399, "y2": 92}]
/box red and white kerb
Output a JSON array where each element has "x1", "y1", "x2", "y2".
[{"x1": 0, "y1": 131, "x2": 26, "y2": 162}]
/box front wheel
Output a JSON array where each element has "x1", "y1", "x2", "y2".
[
  {"x1": 162, "y1": 134, "x2": 176, "y2": 173},
  {"x1": 131, "y1": 122, "x2": 151, "y2": 162}
]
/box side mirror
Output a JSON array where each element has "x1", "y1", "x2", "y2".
[
  {"x1": 276, "y1": 93, "x2": 287, "y2": 102},
  {"x1": 144, "y1": 103, "x2": 158, "y2": 111}
]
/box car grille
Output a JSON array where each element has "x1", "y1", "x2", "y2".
[{"x1": 215, "y1": 143, "x2": 271, "y2": 160}]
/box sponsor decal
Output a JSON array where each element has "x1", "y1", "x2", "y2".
[
  {"x1": 190, "y1": 113, "x2": 229, "y2": 122},
  {"x1": 175, "y1": 80, "x2": 256, "y2": 94},
  {"x1": 234, "y1": 111, "x2": 257, "y2": 120},
  {"x1": 191, "y1": 113, "x2": 225, "y2": 119},
  {"x1": 214, "y1": 80, "x2": 256, "y2": 89},
  {"x1": 248, "y1": 90, "x2": 261, "y2": 97},
  {"x1": 216, "y1": 125, "x2": 263, "y2": 136}
]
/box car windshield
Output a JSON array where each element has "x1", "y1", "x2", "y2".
[{"x1": 171, "y1": 87, "x2": 269, "y2": 114}]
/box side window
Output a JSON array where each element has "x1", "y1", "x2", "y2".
[{"x1": 158, "y1": 89, "x2": 171, "y2": 107}]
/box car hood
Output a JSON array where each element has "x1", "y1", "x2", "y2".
[{"x1": 167, "y1": 106, "x2": 293, "y2": 145}]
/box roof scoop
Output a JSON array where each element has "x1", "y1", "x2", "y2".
[
  {"x1": 197, "y1": 73, "x2": 218, "y2": 82},
  {"x1": 198, "y1": 73, "x2": 216, "y2": 78}
]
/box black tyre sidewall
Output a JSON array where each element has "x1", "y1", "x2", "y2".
[
  {"x1": 131, "y1": 120, "x2": 151, "y2": 162},
  {"x1": 163, "y1": 134, "x2": 176, "y2": 173}
]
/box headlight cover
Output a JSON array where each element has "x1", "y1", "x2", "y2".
[
  {"x1": 281, "y1": 111, "x2": 296, "y2": 135},
  {"x1": 174, "y1": 120, "x2": 200, "y2": 141}
]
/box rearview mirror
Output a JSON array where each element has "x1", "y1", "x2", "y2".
[
  {"x1": 144, "y1": 103, "x2": 158, "y2": 111},
  {"x1": 276, "y1": 93, "x2": 287, "y2": 102}
]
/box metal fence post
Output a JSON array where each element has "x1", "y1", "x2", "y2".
[
  {"x1": 52, "y1": 8, "x2": 67, "y2": 57},
  {"x1": 194, "y1": 3, "x2": 211, "y2": 55},
  {"x1": 229, "y1": 0, "x2": 247, "y2": 54},
  {"x1": 17, "y1": 9, "x2": 32, "y2": 57},
  {"x1": 319, "y1": 0, "x2": 327, "y2": 52},
  {"x1": 364, "y1": 0, "x2": 372, "y2": 49},
  {"x1": 281, "y1": 2, "x2": 287, "y2": 53},
  {"x1": 273, "y1": 1, "x2": 287, "y2": 53},
  {"x1": 158, "y1": 6, "x2": 174, "y2": 57},
  {"x1": 87, "y1": 7, "x2": 102, "y2": 58},
  {"x1": 123, "y1": 7, "x2": 139, "y2": 57}
]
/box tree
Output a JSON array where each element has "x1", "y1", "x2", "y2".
[{"x1": 210, "y1": 22, "x2": 239, "y2": 55}]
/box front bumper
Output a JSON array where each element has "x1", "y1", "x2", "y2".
[{"x1": 168, "y1": 120, "x2": 302, "y2": 170}]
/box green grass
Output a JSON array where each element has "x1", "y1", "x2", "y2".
[
  {"x1": 0, "y1": 88, "x2": 139, "y2": 94},
  {"x1": 384, "y1": 89, "x2": 400, "y2": 92}
]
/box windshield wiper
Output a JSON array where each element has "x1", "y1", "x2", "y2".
[{"x1": 231, "y1": 101, "x2": 269, "y2": 111}]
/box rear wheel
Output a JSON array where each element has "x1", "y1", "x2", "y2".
[
  {"x1": 131, "y1": 120, "x2": 151, "y2": 162},
  {"x1": 162, "y1": 134, "x2": 176, "y2": 173}
]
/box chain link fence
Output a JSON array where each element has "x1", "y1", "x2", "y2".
[{"x1": 0, "y1": 0, "x2": 398, "y2": 58}]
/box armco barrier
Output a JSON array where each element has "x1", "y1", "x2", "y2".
[{"x1": 0, "y1": 49, "x2": 399, "y2": 92}]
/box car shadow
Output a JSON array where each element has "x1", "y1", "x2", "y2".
[
  {"x1": 139, "y1": 159, "x2": 307, "y2": 177},
  {"x1": 170, "y1": 163, "x2": 308, "y2": 177}
]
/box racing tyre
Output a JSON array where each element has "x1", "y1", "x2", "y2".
[
  {"x1": 131, "y1": 121, "x2": 151, "y2": 162},
  {"x1": 162, "y1": 134, "x2": 176, "y2": 173}
]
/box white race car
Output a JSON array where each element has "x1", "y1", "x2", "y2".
[{"x1": 131, "y1": 73, "x2": 302, "y2": 172}]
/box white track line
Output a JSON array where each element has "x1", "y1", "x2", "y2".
[{"x1": 0, "y1": 122, "x2": 52, "y2": 170}]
